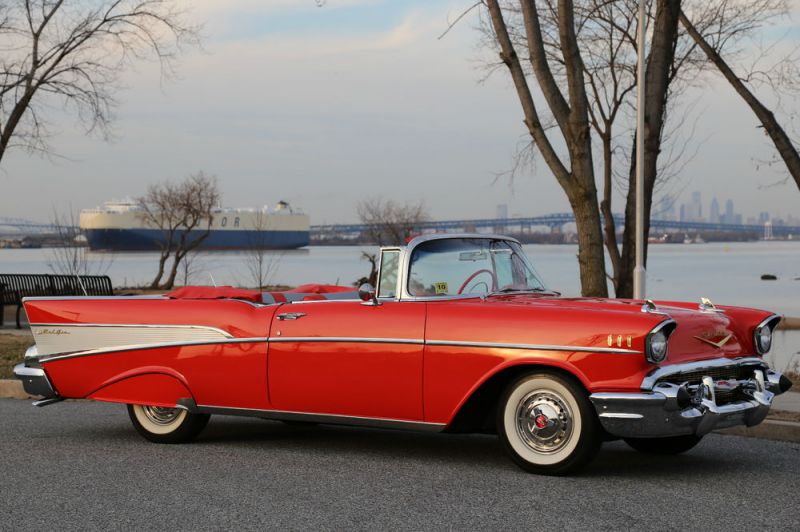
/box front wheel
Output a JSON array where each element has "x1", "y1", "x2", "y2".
[
  {"x1": 624, "y1": 435, "x2": 702, "y2": 455},
  {"x1": 497, "y1": 372, "x2": 601, "y2": 475},
  {"x1": 127, "y1": 404, "x2": 210, "y2": 444}
]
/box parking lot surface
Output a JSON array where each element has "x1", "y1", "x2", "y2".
[{"x1": 1, "y1": 399, "x2": 798, "y2": 530}]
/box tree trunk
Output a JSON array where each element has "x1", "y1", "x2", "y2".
[
  {"x1": 569, "y1": 185, "x2": 608, "y2": 297},
  {"x1": 679, "y1": 11, "x2": 800, "y2": 192},
  {"x1": 149, "y1": 248, "x2": 170, "y2": 289},
  {"x1": 163, "y1": 251, "x2": 185, "y2": 290},
  {"x1": 599, "y1": 133, "x2": 621, "y2": 294}
]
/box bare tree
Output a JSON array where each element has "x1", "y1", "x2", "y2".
[
  {"x1": 356, "y1": 197, "x2": 429, "y2": 285},
  {"x1": 47, "y1": 208, "x2": 113, "y2": 276},
  {"x1": 138, "y1": 172, "x2": 220, "y2": 290},
  {"x1": 244, "y1": 209, "x2": 283, "y2": 289},
  {"x1": 679, "y1": 8, "x2": 800, "y2": 192},
  {"x1": 0, "y1": 0, "x2": 199, "y2": 165},
  {"x1": 478, "y1": 0, "x2": 792, "y2": 297}
]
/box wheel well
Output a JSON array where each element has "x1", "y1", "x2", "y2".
[{"x1": 445, "y1": 364, "x2": 587, "y2": 434}]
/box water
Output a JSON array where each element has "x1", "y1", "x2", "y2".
[{"x1": 2, "y1": 241, "x2": 798, "y2": 370}]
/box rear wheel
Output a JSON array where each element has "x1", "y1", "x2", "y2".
[
  {"x1": 127, "y1": 404, "x2": 210, "y2": 444},
  {"x1": 624, "y1": 435, "x2": 702, "y2": 455},
  {"x1": 497, "y1": 372, "x2": 601, "y2": 475}
]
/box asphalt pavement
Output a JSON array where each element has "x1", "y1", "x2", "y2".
[{"x1": 1, "y1": 399, "x2": 799, "y2": 531}]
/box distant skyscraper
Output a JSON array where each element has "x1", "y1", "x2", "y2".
[
  {"x1": 725, "y1": 199, "x2": 734, "y2": 224},
  {"x1": 659, "y1": 195, "x2": 676, "y2": 220},
  {"x1": 679, "y1": 204, "x2": 686, "y2": 222},
  {"x1": 758, "y1": 211, "x2": 770, "y2": 224},
  {"x1": 689, "y1": 191, "x2": 702, "y2": 221},
  {"x1": 710, "y1": 198, "x2": 720, "y2": 223}
]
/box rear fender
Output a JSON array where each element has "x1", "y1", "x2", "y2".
[{"x1": 87, "y1": 368, "x2": 194, "y2": 407}]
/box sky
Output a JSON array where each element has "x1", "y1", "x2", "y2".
[{"x1": 2, "y1": 0, "x2": 799, "y2": 225}]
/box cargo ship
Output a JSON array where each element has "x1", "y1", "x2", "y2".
[{"x1": 80, "y1": 199, "x2": 310, "y2": 251}]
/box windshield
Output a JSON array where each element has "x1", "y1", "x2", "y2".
[{"x1": 407, "y1": 238, "x2": 546, "y2": 297}]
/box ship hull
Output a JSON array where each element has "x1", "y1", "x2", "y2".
[{"x1": 83, "y1": 228, "x2": 309, "y2": 251}]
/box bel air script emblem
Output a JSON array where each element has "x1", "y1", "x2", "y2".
[
  {"x1": 38, "y1": 328, "x2": 70, "y2": 336},
  {"x1": 693, "y1": 331, "x2": 733, "y2": 349}
]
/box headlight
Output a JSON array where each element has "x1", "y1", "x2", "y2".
[
  {"x1": 754, "y1": 325, "x2": 772, "y2": 354},
  {"x1": 645, "y1": 320, "x2": 676, "y2": 364},
  {"x1": 753, "y1": 315, "x2": 780, "y2": 355}
]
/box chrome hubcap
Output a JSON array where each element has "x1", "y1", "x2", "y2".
[
  {"x1": 515, "y1": 391, "x2": 573, "y2": 453},
  {"x1": 141, "y1": 406, "x2": 181, "y2": 425}
]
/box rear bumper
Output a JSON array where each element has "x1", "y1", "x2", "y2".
[
  {"x1": 590, "y1": 359, "x2": 792, "y2": 438},
  {"x1": 14, "y1": 363, "x2": 57, "y2": 398}
]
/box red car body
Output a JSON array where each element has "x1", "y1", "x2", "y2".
[{"x1": 15, "y1": 234, "x2": 792, "y2": 473}]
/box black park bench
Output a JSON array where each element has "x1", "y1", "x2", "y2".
[{"x1": 0, "y1": 274, "x2": 114, "y2": 329}]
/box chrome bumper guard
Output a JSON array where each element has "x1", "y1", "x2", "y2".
[
  {"x1": 590, "y1": 362, "x2": 792, "y2": 438},
  {"x1": 13, "y1": 363, "x2": 58, "y2": 400}
]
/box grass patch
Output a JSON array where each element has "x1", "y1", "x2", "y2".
[{"x1": 0, "y1": 334, "x2": 32, "y2": 379}]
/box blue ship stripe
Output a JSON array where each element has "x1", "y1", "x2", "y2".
[{"x1": 84, "y1": 228, "x2": 309, "y2": 251}]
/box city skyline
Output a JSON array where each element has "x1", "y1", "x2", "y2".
[{"x1": 2, "y1": 0, "x2": 800, "y2": 225}]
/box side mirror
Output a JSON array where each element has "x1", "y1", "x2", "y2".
[{"x1": 358, "y1": 283, "x2": 380, "y2": 306}]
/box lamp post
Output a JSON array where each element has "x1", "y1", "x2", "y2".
[{"x1": 633, "y1": 0, "x2": 647, "y2": 300}]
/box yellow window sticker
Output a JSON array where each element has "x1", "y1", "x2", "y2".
[{"x1": 434, "y1": 282, "x2": 449, "y2": 294}]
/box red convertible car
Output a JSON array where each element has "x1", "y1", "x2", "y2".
[{"x1": 15, "y1": 234, "x2": 792, "y2": 474}]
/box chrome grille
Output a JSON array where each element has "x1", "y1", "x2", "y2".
[
  {"x1": 656, "y1": 363, "x2": 764, "y2": 406},
  {"x1": 656, "y1": 364, "x2": 758, "y2": 386}
]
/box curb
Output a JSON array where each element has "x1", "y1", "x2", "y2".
[
  {"x1": 717, "y1": 416, "x2": 800, "y2": 444},
  {"x1": 0, "y1": 379, "x2": 35, "y2": 400}
]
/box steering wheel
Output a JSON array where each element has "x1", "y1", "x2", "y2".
[{"x1": 458, "y1": 269, "x2": 497, "y2": 294}]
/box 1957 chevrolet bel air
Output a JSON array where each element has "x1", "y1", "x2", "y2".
[{"x1": 15, "y1": 234, "x2": 793, "y2": 474}]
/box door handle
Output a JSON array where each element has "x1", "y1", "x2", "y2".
[{"x1": 277, "y1": 312, "x2": 306, "y2": 321}]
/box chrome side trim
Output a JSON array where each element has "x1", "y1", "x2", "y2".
[
  {"x1": 640, "y1": 356, "x2": 766, "y2": 391},
  {"x1": 269, "y1": 337, "x2": 425, "y2": 345},
  {"x1": 36, "y1": 337, "x2": 270, "y2": 363},
  {"x1": 193, "y1": 403, "x2": 447, "y2": 433},
  {"x1": 425, "y1": 339, "x2": 640, "y2": 354},
  {"x1": 30, "y1": 323, "x2": 236, "y2": 357},
  {"x1": 23, "y1": 296, "x2": 165, "y2": 301},
  {"x1": 32, "y1": 322, "x2": 233, "y2": 337},
  {"x1": 34, "y1": 334, "x2": 643, "y2": 363},
  {"x1": 598, "y1": 412, "x2": 643, "y2": 419}
]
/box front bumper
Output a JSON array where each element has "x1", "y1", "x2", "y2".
[{"x1": 590, "y1": 358, "x2": 792, "y2": 438}]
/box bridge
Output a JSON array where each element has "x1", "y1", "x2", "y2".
[
  {"x1": 2, "y1": 213, "x2": 798, "y2": 239},
  {"x1": 311, "y1": 213, "x2": 800, "y2": 238},
  {"x1": 0, "y1": 217, "x2": 61, "y2": 235}
]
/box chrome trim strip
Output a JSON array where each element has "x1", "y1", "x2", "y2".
[
  {"x1": 756, "y1": 314, "x2": 781, "y2": 331},
  {"x1": 37, "y1": 337, "x2": 270, "y2": 363},
  {"x1": 35, "y1": 334, "x2": 643, "y2": 363},
  {"x1": 425, "y1": 339, "x2": 640, "y2": 354},
  {"x1": 31, "y1": 322, "x2": 234, "y2": 338},
  {"x1": 194, "y1": 404, "x2": 447, "y2": 432},
  {"x1": 640, "y1": 356, "x2": 766, "y2": 391},
  {"x1": 23, "y1": 296, "x2": 165, "y2": 301},
  {"x1": 598, "y1": 412, "x2": 643, "y2": 419},
  {"x1": 269, "y1": 337, "x2": 425, "y2": 345}
]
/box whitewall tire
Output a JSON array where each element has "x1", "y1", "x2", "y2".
[
  {"x1": 497, "y1": 372, "x2": 601, "y2": 475},
  {"x1": 127, "y1": 404, "x2": 210, "y2": 444}
]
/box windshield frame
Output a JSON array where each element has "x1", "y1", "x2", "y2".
[{"x1": 398, "y1": 234, "x2": 548, "y2": 301}]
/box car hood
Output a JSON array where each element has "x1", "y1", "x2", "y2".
[{"x1": 484, "y1": 293, "x2": 764, "y2": 363}]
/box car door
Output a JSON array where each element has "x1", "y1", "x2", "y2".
[{"x1": 267, "y1": 299, "x2": 426, "y2": 420}]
